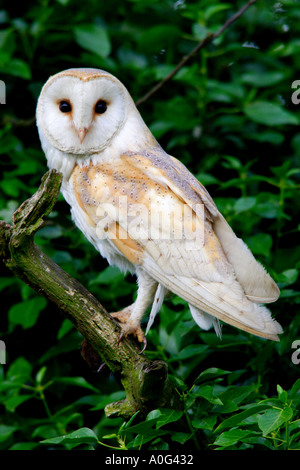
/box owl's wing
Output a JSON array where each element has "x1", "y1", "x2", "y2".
[
  {"x1": 70, "y1": 150, "x2": 282, "y2": 341},
  {"x1": 114, "y1": 150, "x2": 282, "y2": 341}
]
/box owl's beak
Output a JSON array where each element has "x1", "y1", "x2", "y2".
[{"x1": 76, "y1": 127, "x2": 88, "y2": 144}]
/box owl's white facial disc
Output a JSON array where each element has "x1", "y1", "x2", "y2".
[{"x1": 37, "y1": 70, "x2": 129, "y2": 155}]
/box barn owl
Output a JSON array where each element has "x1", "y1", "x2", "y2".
[{"x1": 36, "y1": 68, "x2": 282, "y2": 350}]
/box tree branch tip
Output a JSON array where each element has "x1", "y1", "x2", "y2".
[
  {"x1": 12, "y1": 169, "x2": 63, "y2": 229},
  {"x1": 136, "y1": 0, "x2": 257, "y2": 107}
]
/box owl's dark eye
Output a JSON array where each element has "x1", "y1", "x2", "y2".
[
  {"x1": 59, "y1": 100, "x2": 72, "y2": 113},
  {"x1": 95, "y1": 100, "x2": 107, "y2": 114}
]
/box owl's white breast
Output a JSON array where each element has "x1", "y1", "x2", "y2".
[{"x1": 61, "y1": 174, "x2": 137, "y2": 275}]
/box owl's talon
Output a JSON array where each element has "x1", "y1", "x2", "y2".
[
  {"x1": 139, "y1": 336, "x2": 147, "y2": 354},
  {"x1": 117, "y1": 330, "x2": 125, "y2": 346},
  {"x1": 113, "y1": 317, "x2": 147, "y2": 352}
]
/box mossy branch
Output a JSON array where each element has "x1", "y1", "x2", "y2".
[{"x1": 0, "y1": 169, "x2": 180, "y2": 418}]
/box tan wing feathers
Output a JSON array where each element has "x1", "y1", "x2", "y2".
[
  {"x1": 213, "y1": 215, "x2": 280, "y2": 303},
  {"x1": 121, "y1": 150, "x2": 219, "y2": 220},
  {"x1": 122, "y1": 151, "x2": 280, "y2": 304},
  {"x1": 169, "y1": 154, "x2": 280, "y2": 303},
  {"x1": 106, "y1": 222, "x2": 145, "y2": 266}
]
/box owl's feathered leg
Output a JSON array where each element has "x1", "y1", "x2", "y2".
[{"x1": 111, "y1": 269, "x2": 158, "y2": 352}]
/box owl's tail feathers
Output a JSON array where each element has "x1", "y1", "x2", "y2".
[
  {"x1": 214, "y1": 215, "x2": 280, "y2": 304},
  {"x1": 145, "y1": 284, "x2": 168, "y2": 335},
  {"x1": 183, "y1": 278, "x2": 283, "y2": 342},
  {"x1": 189, "y1": 304, "x2": 222, "y2": 339}
]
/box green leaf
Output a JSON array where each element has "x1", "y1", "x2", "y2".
[
  {"x1": 171, "y1": 432, "x2": 192, "y2": 444},
  {"x1": 89, "y1": 266, "x2": 123, "y2": 286},
  {"x1": 0, "y1": 59, "x2": 31, "y2": 79},
  {"x1": 204, "y1": 3, "x2": 232, "y2": 21},
  {"x1": 246, "y1": 233, "x2": 273, "y2": 257},
  {"x1": 192, "y1": 384, "x2": 223, "y2": 405},
  {"x1": 154, "y1": 409, "x2": 183, "y2": 429},
  {"x1": 237, "y1": 433, "x2": 274, "y2": 449},
  {"x1": 241, "y1": 71, "x2": 286, "y2": 87},
  {"x1": 54, "y1": 376, "x2": 99, "y2": 393},
  {"x1": 194, "y1": 368, "x2": 231, "y2": 385},
  {"x1": 192, "y1": 414, "x2": 217, "y2": 431},
  {"x1": 277, "y1": 269, "x2": 298, "y2": 287},
  {"x1": 250, "y1": 130, "x2": 284, "y2": 145},
  {"x1": 8, "y1": 297, "x2": 47, "y2": 330},
  {"x1": 5, "y1": 394, "x2": 33, "y2": 412},
  {"x1": 244, "y1": 101, "x2": 299, "y2": 126},
  {"x1": 40, "y1": 427, "x2": 99, "y2": 446},
  {"x1": 0, "y1": 200, "x2": 19, "y2": 223},
  {"x1": 208, "y1": 80, "x2": 245, "y2": 102},
  {"x1": 213, "y1": 428, "x2": 255, "y2": 448},
  {"x1": 0, "y1": 134, "x2": 21, "y2": 154},
  {"x1": 57, "y1": 319, "x2": 74, "y2": 340},
  {"x1": 7, "y1": 356, "x2": 32, "y2": 380},
  {"x1": 9, "y1": 442, "x2": 39, "y2": 450},
  {"x1": 37, "y1": 225, "x2": 63, "y2": 239},
  {"x1": 0, "y1": 425, "x2": 18, "y2": 443},
  {"x1": 257, "y1": 407, "x2": 294, "y2": 436},
  {"x1": 123, "y1": 410, "x2": 170, "y2": 448},
  {"x1": 222, "y1": 155, "x2": 243, "y2": 170},
  {"x1": 0, "y1": 276, "x2": 18, "y2": 291},
  {"x1": 126, "y1": 429, "x2": 168, "y2": 449},
  {"x1": 1, "y1": 178, "x2": 27, "y2": 198},
  {"x1": 171, "y1": 344, "x2": 209, "y2": 361},
  {"x1": 35, "y1": 366, "x2": 47, "y2": 384},
  {"x1": 197, "y1": 173, "x2": 219, "y2": 186},
  {"x1": 277, "y1": 385, "x2": 288, "y2": 404},
  {"x1": 214, "y1": 404, "x2": 270, "y2": 432},
  {"x1": 234, "y1": 197, "x2": 256, "y2": 213},
  {"x1": 56, "y1": 0, "x2": 71, "y2": 5},
  {"x1": 74, "y1": 25, "x2": 111, "y2": 57},
  {"x1": 290, "y1": 378, "x2": 300, "y2": 399}
]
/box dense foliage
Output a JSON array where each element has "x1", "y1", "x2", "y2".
[{"x1": 0, "y1": 0, "x2": 299, "y2": 451}]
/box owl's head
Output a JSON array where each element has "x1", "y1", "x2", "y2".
[{"x1": 36, "y1": 68, "x2": 138, "y2": 156}]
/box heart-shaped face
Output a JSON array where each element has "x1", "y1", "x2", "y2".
[{"x1": 36, "y1": 68, "x2": 129, "y2": 156}]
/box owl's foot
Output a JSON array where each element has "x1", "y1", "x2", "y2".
[
  {"x1": 111, "y1": 309, "x2": 131, "y2": 324},
  {"x1": 111, "y1": 310, "x2": 147, "y2": 353}
]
